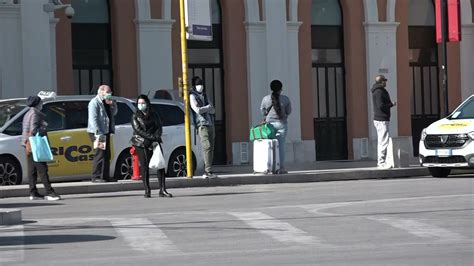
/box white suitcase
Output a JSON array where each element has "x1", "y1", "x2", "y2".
[{"x1": 253, "y1": 139, "x2": 280, "y2": 174}]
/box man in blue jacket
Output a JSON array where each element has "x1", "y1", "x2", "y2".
[
  {"x1": 371, "y1": 75, "x2": 396, "y2": 169},
  {"x1": 87, "y1": 85, "x2": 118, "y2": 183}
]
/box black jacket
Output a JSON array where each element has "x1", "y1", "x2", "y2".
[
  {"x1": 130, "y1": 110, "x2": 163, "y2": 149},
  {"x1": 371, "y1": 84, "x2": 394, "y2": 121}
]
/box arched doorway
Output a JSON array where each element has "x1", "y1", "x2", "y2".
[
  {"x1": 409, "y1": 0, "x2": 440, "y2": 155},
  {"x1": 311, "y1": 0, "x2": 347, "y2": 160},
  {"x1": 187, "y1": 0, "x2": 226, "y2": 165},
  {"x1": 71, "y1": 0, "x2": 113, "y2": 95}
]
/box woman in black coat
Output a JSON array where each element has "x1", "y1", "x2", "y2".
[{"x1": 130, "y1": 95, "x2": 172, "y2": 198}]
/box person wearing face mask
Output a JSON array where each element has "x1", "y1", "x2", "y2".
[
  {"x1": 87, "y1": 85, "x2": 118, "y2": 183},
  {"x1": 260, "y1": 80, "x2": 292, "y2": 174},
  {"x1": 22, "y1": 96, "x2": 61, "y2": 201},
  {"x1": 130, "y1": 95, "x2": 172, "y2": 198},
  {"x1": 189, "y1": 76, "x2": 217, "y2": 179}
]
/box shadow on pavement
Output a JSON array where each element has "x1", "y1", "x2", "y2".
[
  {"x1": 180, "y1": 191, "x2": 268, "y2": 197},
  {"x1": 0, "y1": 203, "x2": 63, "y2": 208},
  {"x1": 0, "y1": 234, "x2": 115, "y2": 246}
]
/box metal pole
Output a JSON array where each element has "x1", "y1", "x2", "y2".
[
  {"x1": 440, "y1": 0, "x2": 449, "y2": 116},
  {"x1": 179, "y1": 0, "x2": 193, "y2": 178}
]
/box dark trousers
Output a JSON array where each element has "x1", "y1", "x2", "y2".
[
  {"x1": 89, "y1": 133, "x2": 111, "y2": 181},
  {"x1": 26, "y1": 153, "x2": 54, "y2": 194},
  {"x1": 135, "y1": 146, "x2": 166, "y2": 193}
]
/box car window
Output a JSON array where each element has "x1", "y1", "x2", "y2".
[
  {"x1": 449, "y1": 97, "x2": 474, "y2": 120},
  {"x1": 0, "y1": 100, "x2": 26, "y2": 128},
  {"x1": 151, "y1": 104, "x2": 184, "y2": 126},
  {"x1": 64, "y1": 101, "x2": 89, "y2": 129},
  {"x1": 43, "y1": 102, "x2": 66, "y2": 131},
  {"x1": 3, "y1": 113, "x2": 25, "y2": 136},
  {"x1": 115, "y1": 102, "x2": 134, "y2": 125}
]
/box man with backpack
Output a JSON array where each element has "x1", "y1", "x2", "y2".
[{"x1": 189, "y1": 76, "x2": 217, "y2": 179}]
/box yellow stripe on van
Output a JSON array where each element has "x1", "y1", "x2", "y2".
[{"x1": 438, "y1": 122, "x2": 471, "y2": 129}]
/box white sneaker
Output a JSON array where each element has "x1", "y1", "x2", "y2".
[
  {"x1": 377, "y1": 164, "x2": 392, "y2": 170},
  {"x1": 44, "y1": 193, "x2": 61, "y2": 201},
  {"x1": 202, "y1": 172, "x2": 218, "y2": 179}
]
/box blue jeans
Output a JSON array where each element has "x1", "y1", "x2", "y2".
[{"x1": 269, "y1": 121, "x2": 288, "y2": 169}]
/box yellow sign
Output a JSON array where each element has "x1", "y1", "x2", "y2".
[{"x1": 438, "y1": 122, "x2": 471, "y2": 129}]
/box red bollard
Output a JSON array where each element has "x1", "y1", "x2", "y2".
[{"x1": 130, "y1": 146, "x2": 141, "y2": 180}]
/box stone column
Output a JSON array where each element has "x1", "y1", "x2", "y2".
[
  {"x1": 135, "y1": 0, "x2": 175, "y2": 94},
  {"x1": 0, "y1": 2, "x2": 22, "y2": 99},
  {"x1": 21, "y1": 0, "x2": 55, "y2": 96},
  {"x1": 460, "y1": 0, "x2": 474, "y2": 99}
]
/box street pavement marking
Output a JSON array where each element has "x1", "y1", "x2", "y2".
[
  {"x1": 0, "y1": 225, "x2": 25, "y2": 263},
  {"x1": 367, "y1": 216, "x2": 465, "y2": 241},
  {"x1": 229, "y1": 212, "x2": 328, "y2": 246},
  {"x1": 298, "y1": 194, "x2": 473, "y2": 216},
  {"x1": 110, "y1": 218, "x2": 181, "y2": 254}
]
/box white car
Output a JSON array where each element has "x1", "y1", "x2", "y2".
[
  {"x1": 0, "y1": 94, "x2": 203, "y2": 186},
  {"x1": 419, "y1": 95, "x2": 474, "y2": 177}
]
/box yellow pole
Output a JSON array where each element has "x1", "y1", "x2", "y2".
[{"x1": 179, "y1": 0, "x2": 193, "y2": 178}]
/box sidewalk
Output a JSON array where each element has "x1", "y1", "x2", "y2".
[{"x1": 0, "y1": 160, "x2": 432, "y2": 199}]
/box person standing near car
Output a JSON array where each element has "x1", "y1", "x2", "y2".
[
  {"x1": 260, "y1": 80, "x2": 292, "y2": 174},
  {"x1": 22, "y1": 96, "x2": 61, "y2": 201},
  {"x1": 371, "y1": 75, "x2": 396, "y2": 169},
  {"x1": 130, "y1": 95, "x2": 172, "y2": 198},
  {"x1": 87, "y1": 85, "x2": 118, "y2": 183},
  {"x1": 189, "y1": 76, "x2": 217, "y2": 179}
]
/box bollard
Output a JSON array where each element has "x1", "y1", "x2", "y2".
[{"x1": 130, "y1": 146, "x2": 141, "y2": 180}]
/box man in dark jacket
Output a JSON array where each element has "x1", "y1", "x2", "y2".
[{"x1": 371, "y1": 75, "x2": 396, "y2": 169}]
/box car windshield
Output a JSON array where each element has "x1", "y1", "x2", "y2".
[
  {"x1": 0, "y1": 100, "x2": 27, "y2": 128},
  {"x1": 449, "y1": 97, "x2": 474, "y2": 120}
]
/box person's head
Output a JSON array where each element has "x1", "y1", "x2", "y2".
[
  {"x1": 270, "y1": 80, "x2": 283, "y2": 94},
  {"x1": 136, "y1": 94, "x2": 151, "y2": 113},
  {"x1": 375, "y1": 75, "x2": 387, "y2": 87},
  {"x1": 192, "y1": 76, "x2": 204, "y2": 93},
  {"x1": 27, "y1": 95, "x2": 42, "y2": 110},
  {"x1": 97, "y1": 85, "x2": 112, "y2": 99}
]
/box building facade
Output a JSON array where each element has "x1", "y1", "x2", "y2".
[{"x1": 1, "y1": 0, "x2": 474, "y2": 165}]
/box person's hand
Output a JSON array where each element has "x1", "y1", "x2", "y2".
[
  {"x1": 105, "y1": 99, "x2": 113, "y2": 105},
  {"x1": 392, "y1": 101, "x2": 397, "y2": 106}
]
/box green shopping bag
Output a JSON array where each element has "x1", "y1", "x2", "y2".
[{"x1": 249, "y1": 123, "x2": 277, "y2": 141}]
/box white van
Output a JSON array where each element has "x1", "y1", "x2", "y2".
[{"x1": 419, "y1": 95, "x2": 474, "y2": 177}]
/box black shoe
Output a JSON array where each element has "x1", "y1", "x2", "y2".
[
  {"x1": 159, "y1": 191, "x2": 173, "y2": 198},
  {"x1": 92, "y1": 178, "x2": 107, "y2": 183},
  {"x1": 144, "y1": 192, "x2": 151, "y2": 198},
  {"x1": 107, "y1": 178, "x2": 118, "y2": 183},
  {"x1": 29, "y1": 191, "x2": 44, "y2": 200}
]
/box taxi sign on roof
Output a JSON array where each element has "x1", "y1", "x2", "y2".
[{"x1": 38, "y1": 91, "x2": 57, "y2": 99}]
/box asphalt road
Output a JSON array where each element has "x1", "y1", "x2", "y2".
[{"x1": 0, "y1": 175, "x2": 473, "y2": 265}]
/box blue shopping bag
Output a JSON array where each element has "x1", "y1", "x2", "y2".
[{"x1": 29, "y1": 133, "x2": 54, "y2": 162}]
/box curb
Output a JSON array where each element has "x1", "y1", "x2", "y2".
[
  {"x1": 0, "y1": 167, "x2": 430, "y2": 199},
  {"x1": 0, "y1": 209, "x2": 22, "y2": 225}
]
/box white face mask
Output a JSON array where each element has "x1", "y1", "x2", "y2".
[
  {"x1": 137, "y1": 103, "x2": 147, "y2": 112},
  {"x1": 195, "y1": 85, "x2": 204, "y2": 93}
]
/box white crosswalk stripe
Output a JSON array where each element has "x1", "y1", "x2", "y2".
[
  {"x1": 0, "y1": 225, "x2": 25, "y2": 263},
  {"x1": 367, "y1": 216, "x2": 465, "y2": 241},
  {"x1": 110, "y1": 218, "x2": 181, "y2": 254},
  {"x1": 229, "y1": 211, "x2": 328, "y2": 246}
]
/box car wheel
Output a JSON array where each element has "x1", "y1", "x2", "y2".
[
  {"x1": 0, "y1": 156, "x2": 22, "y2": 186},
  {"x1": 167, "y1": 148, "x2": 196, "y2": 177},
  {"x1": 428, "y1": 167, "x2": 451, "y2": 178},
  {"x1": 114, "y1": 150, "x2": 133, "y2": 180}
]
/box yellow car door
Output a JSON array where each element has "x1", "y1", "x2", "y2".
[{"x1": 44, "y1": 101, "x2": 93, "y2": 177}]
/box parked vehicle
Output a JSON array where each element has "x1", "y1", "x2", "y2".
[
  {"x1": 0, "y1": 93, "x2": 203, "y2": 186},
  {"x1": 419, "y1": 95, "x2": 474, "y2": 177}
]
